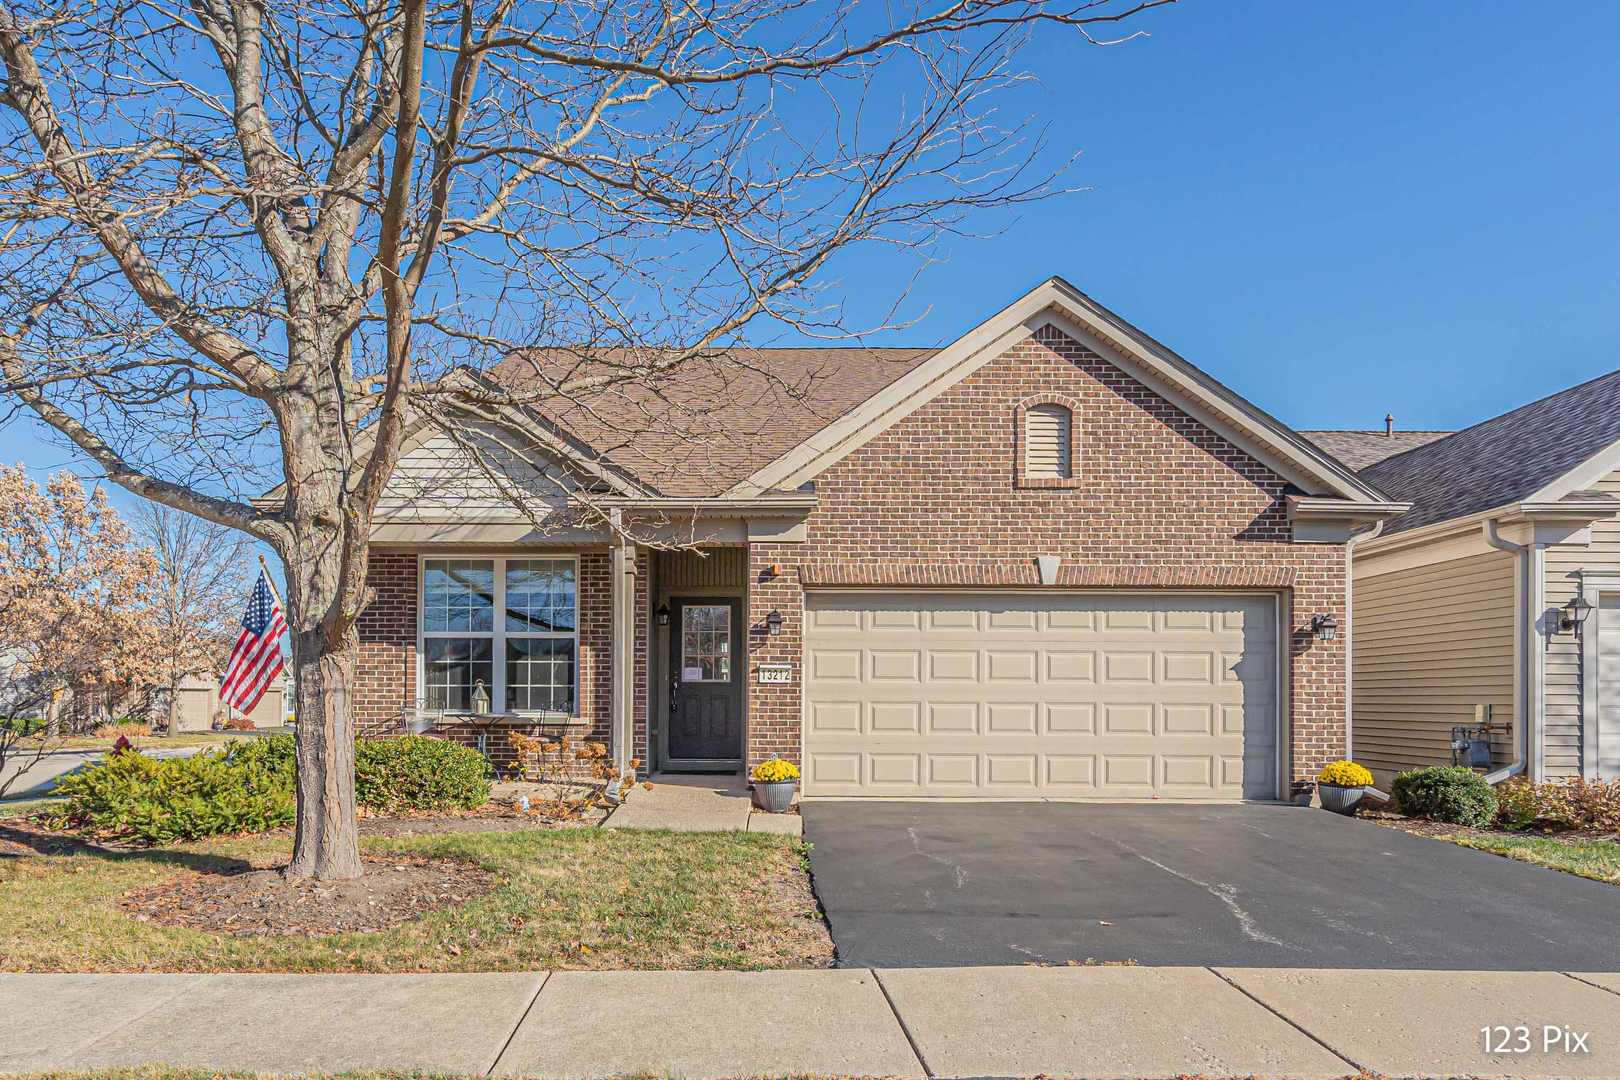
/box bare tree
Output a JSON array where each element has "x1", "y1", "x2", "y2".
[
  {"x1": 134, "y1": 503, "x2": 256, "y2": 736},
  {"x1": 0, "y1": 0, "x2": 1170, "y2": 877}
]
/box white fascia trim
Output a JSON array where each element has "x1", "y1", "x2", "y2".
[
  {"x1": 728, "y1": 276, "x2": 1386, "y2": 502},
  {"x1": 1525, "y1": 434, "x2": 1620, "y2": 504}
]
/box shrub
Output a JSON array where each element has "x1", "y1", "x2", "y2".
[
  {"x1": 52, "y1": 748, "x2": 294, "y2": 844},
  {"x1": 354, "y1": 735, "x2": 492, "y2": 814},
  {"x1": 93, "y1": 720, "x2": 149, "y2": 740},
  {"x1": 223, "y1": 714, "x2": 257, "y2": 732},
  {"x1": 1492, "y1": 776, "x2": 1620, "y2": 832},
  {"x1": 235, "y1": 732, "x2": 492, "y2": 814},
  {"x1": 1392, "y1": 765, "x2": 1498, "y2": 827},
  {"x1": 1316, "y1": 760, "x2": 1372, "y2": 788},
  {"x1": 52, "y1": 733, "x2": 491, "y2": 844},
  {"x1": 1493, "y1": 777, "x2": 1542, "y2": 830}
]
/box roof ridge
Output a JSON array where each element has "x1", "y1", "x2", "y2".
[{"x1": 1415, "y1": 365, "x2": 1620, "y2": 445}]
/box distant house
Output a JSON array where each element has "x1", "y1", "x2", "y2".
[
  {"x1": 1306, "y1": 370, "x2": 1620, "y2": 787},
  {"x1": 171, "y1": 671, "x2": 291, "y2": 731}
]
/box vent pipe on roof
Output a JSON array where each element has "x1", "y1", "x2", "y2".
[{"x1": 1384, "y1": 413, "x2": 1395, "y2": 437}]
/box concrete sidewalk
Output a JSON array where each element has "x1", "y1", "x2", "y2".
[
  {"x1": 604, "y1": 772, "x2": 802, "y2": 836},
  {"x1": 5, "y1": 967, "x2": 1620, "y2": 1078}
]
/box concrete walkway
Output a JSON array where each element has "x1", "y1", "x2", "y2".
[
  {"x1": 604, "y1": 772, "x2": 801, "y2": 836},
  {"x1": 5, "y1": 967, "x2": 1619, "y2": 1078}
]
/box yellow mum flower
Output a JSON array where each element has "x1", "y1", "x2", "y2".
[
  {"x1": 751, "y1": 758, "x2": 800, "y2": 783},
  {"x1": 1317, "y1": 760, "x2": 1373, "y2": 787}
]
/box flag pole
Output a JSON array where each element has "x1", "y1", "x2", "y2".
[{"x1": 257, "y1": 553, "x2": 287, "y2": 611}]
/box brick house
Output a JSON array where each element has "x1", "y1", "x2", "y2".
[{"x1": 356, "y1": 278, "x2": 1406, "y2": 800}]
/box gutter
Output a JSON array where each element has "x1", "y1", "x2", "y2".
[
  {"x1": 1343, "y1": 519, "x2": 1388, "y2": 759},
  {"x1": 1481, "y1": 519, "x2": 1542, "y2": 784}
]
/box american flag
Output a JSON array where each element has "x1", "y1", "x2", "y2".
[{"x1": 220, "y1": 568, "x2": 287, "y2": 714}]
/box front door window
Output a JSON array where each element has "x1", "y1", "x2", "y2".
[{"x1": 681, "y1": 604, "x2": 732, "y2": 682}]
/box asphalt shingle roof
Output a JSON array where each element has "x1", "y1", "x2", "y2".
[
  {"x1": 1359, "y1": 368, "x2": 1620, "y2": 534},
  {"x1": 1298, "y1": 430, "x2": 1453, "y2": 471},
  {"x1": 489, "y1": 347, "x2": 937, "y2": 496}
]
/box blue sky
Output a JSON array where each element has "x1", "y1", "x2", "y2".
[{"x1": 5, "y1": 0, "x2": 1617, "y2": 496}]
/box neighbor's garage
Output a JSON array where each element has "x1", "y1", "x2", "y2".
[{"x1": 801, "y1": 592, "x2": 1280, "y2": 800}]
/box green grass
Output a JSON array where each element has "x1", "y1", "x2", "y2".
[
  {"x1": 0, "y1": 796, "x2": 64, "y2": 818},
  {"x1": 1445, "y1": 831, "x2": 1620, "y2": 885},
  {"x1": 0, "y1": 826, "x2": 829, "y2": 972}
]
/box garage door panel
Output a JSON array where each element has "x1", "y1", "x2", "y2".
[{"x1": 803, "y1": 592, "x2": 1278, "y2": 800}]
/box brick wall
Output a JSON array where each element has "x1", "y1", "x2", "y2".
[
  {"x1": 354, "y1": 552, "x2": 417, "y2": 735},
  {"x1": 354, "y1": 549, "x2": 615, "y2": 754},
  {"x1": 744, "y1": 324, "x2": 1347, "y2": 793}
]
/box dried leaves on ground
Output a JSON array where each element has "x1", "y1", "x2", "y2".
[{"x1": 119, "y1": 854, "x2": 495, "y2": 937}]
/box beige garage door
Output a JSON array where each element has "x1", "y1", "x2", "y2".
[{"x1": 802, "y1": 592, "x2": 1279, "y2": 800}]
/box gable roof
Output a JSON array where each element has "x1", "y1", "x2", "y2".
[
  {"x1": 726, "y1": 277, "x2": 1395, "y2": 505},
  {"x1": 488, "y1": 347, "x2": 936, "y2": 497},
  {"x1": 1298, "y1": 429, "x2": 1453, "y2": 470},
  {"x1": 1361, "y1": 367, "x2": 1620, "y2": 534}
]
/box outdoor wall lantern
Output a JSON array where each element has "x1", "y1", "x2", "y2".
[
  {"x1": 766, "y1": 609, "x2": 784, "y2": 636},
  {"x1": 1561, "y1": 594, "x2": 1595, "y2": 634},
  {"x1": 655, "y1": 602, "x2": 670, "y2": 627},
  {"x1": 1309, "y1": 613, "x2": 1339, "y2": 641}
]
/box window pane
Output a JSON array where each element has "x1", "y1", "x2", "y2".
[
  {"x1": 424, "y1": 559, "x2": 494, "y2": 632},
  {"x1": 680, "y1": 605, "x2": 732, "y2": 682},
  {"x1": 424, "y1": 637, "x2": 492, "y2": 712},
  {"x1": 506, "y1": 637, "x2": 576, "y2": 714},
  {"x1": 506, "y1": 559, "x2": 577, "y2": 633}
]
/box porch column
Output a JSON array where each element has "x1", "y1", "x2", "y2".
[{"x1": 609, "y1": 527, "x2": 639, "y2": 789}]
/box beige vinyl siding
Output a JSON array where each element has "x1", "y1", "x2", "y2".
[
  {"x1": 1024, "y1": 404, "x2": 1072, "y2": 478},
  {"x1": 1354, "y1": 550, "x2": 1517, "y2": 780},
  {"x1": 377, "y1": 422, "x2": 568, "y2": 520},
  {"x1": 1544, "y1": 467, "x2": 1620, "y2": 778}
]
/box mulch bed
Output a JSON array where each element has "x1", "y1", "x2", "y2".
[
  {"x1": 1361, "y1": 809, "x2": 1620, "y2": 847},
  {"x1": 119, "y1": 854, "x2": 496, "y2": 937}
]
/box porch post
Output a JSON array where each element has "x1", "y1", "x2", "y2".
[{"x1": 609, "y1": 518, "x2": 638, "y2": 789}]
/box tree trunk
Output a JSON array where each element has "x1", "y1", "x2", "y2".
[
  {"x1": 166, "y1": 674, "x2": 180, "y2": 736},
  {"x1": 284, "y1": 626, "x2": 363, "y2": 880}
]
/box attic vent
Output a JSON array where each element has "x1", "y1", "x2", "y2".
[{"x1": 1024, "y1": 403, "x2": 1072, "y2": 479}]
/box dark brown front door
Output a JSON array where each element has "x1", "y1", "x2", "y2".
[{"x1": 668, "y1": 597, "x2": 744, "y2": 763}]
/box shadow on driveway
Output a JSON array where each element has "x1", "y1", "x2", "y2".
[{"x1": 803, "y1": 801, "x2": 1620, "y2": 969}]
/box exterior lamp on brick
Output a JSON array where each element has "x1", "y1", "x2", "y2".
[
  {"x1": 766, "y1": 609, "x2": 784, "y2": 636},
  {"x1": 1561, "y1": 594, "x2": 1594, "y2": 635},
  {"x1": 1309, "y1": 613, "x2": 1338, "y2": 641}
]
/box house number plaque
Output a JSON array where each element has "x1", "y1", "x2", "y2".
[{"x1": 756, "y1": 664, "x2": 793, "y2": 684}]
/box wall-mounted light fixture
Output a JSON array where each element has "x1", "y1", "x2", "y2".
[
  {"x1": 1560, "y1": 594, "x2": 1594, "y2": 635},
  {"x1": 1309, "y1": 613, "x2": 1339, "y2": 641},
  {"x1": 655, "y1": 602, "x2": 670, "y2": 627},
  {"x1": 766, "y1": 609, "x2": 784, "y2": 636}
]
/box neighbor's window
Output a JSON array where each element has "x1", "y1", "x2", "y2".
[
  {"x1": 421, "y1": 557, "x2": 577, "y2": 714},
  {"x1": 1024, "y1": 403, "x2": 1073, "y2": 479}
]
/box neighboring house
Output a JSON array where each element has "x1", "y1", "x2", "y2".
[
  {"x1": 1306, "y1": 371, "x2": 1620, "y2": 787},
  {"x1": 353, "y1": 277, "x2": 1407, "y2": 801},
  {"x1": 170, "y1": 671, "x2": 290, "y2": 732}
]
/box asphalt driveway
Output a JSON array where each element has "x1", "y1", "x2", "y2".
[{"x1": 802, "y1": 801, "x2": 1620, "y2": 969}]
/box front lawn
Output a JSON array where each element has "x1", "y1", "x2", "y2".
[
  {"x1": 0, "y1": 825, "x2": 830, "y2": 971},
  {"x1": 1446, "y1": 831, "x2": 1620, "y2": 886}
]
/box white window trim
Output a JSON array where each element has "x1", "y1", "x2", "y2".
[{"x1": 416, "y1": 554, "x2": 581, "y2": 717}]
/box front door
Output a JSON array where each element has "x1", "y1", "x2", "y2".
[{"x1": 668, "y1": 597, "x2": 744, "y2": 764}]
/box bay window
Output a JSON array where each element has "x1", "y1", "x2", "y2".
[{"x1": 420, "y1": 556, "x2": 577, "y2": 715}]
